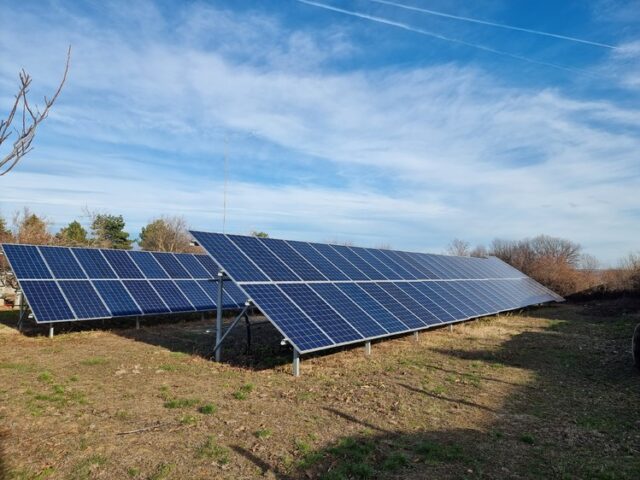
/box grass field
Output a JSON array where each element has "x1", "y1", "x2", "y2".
[{"x1": 0, "y1": 298, "x2": 639, "y2": 479}]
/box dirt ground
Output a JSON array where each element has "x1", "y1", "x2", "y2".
[{"x1": 0, "y1": 298, "x2": 639, "y2": 479}]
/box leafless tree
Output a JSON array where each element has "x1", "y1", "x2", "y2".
[
  {"x1": 470, "y1": 244, "x2": 488, "y2": 258},
  {"x1": 446, "y1": 238, "x2": 471, "y2": 256},
  {"x1": 0, "y1": 46, "x2": 71, "y2": 175}
]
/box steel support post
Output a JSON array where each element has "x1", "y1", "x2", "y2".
[
  {"x1": 17, "y1": 293, "x2": 25, "y2": 332},
  {"x1": 135, "y1": 317, "x2": 140, "y2": 330},
  {"x1": 292, "y1": 349, "x2": 300, "y2": 377},
  {"x1": 364, "y1": 341, "x2": 372, "y2": 356},
  {"x1": 48, "y1": 323, "x2": 54, "y2": 338},
  {"x1": 449, "y1": 324, "x2": 454, "y2": 333},
  {"x1": 414, "y1": 331, "x2": 419, "y2": 342},
  {"x1": 215, "y1": 271, "x2": 224, "y2": 362},
  {"x1": 212, "y1": 304, "x2": 250, "y2": 358},
  {"x1": 245, "y1": 313, "x2": 251, "y2": 353}
]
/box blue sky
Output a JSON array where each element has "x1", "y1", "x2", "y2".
[{"x1": 0, "y1": 0, "x2": 638, "y2": 264}]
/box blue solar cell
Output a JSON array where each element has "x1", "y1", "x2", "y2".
[
  {"x1": 73, "y1": 248, "x2": 117, "y2": 279},
  {"x1": 175, "y1": 280, "x2": 216, "y2": 310},
  {"x1": 310, "y1": 243, "x2": 369, "y2": 280},
  {"x1": 39, "y1": 247, "x2": 87, "y2": 279},
  {"x1": 414, "y1": 283, "x2": 465, "y2": 320},
  {"x1": 59, "y1": 281, "x2": 110, "y2": 319},
  {"x1": 395, "y1": 283, "x2": 456, "y2": 322},
  {"x1": 420, "y1": 254, "x2": 454, "y2": 279},
  {"x1": 395, "y1": 251, "x2": 439, "y2": 279},
  {"x1": 376, "y1": 250, "x2": 424, "y2": 279},
  {"x1": 330, "y1": 245, "x2": 384, "y2": 280},
  {"x1": 413, "y1": 254, "x2": 448, "y2": 279},
  {"x1": 475, "y1": 281, "x2": 510, "y2": 311},
  {"x1": 357, "y1": 283, "x2": 425, "y2": 329},
  {"x1": 195, "y1": 280, "x2": 242, "y2": 308},
  {"x1": 102, "y1": 250, "x2": 144, "y2": 279},
  {"x1": 243, "y1": 284, "x2": 333, "y2": 352},
  {"x1": 259, "y1": 238, "x2": 326, "y2": 281},
  {"x1": 2, "y1": 244, "x2": 52, "y2": 279},
  {"x1": 92, "y1": 280, "x2": 142, "y2": 316},
  {"x1": 152, "y1": 253, "x2": 191, "y2": 279},
  {"x1": 466, "y1": 281, "x2": 503, "y2": 312},
  {"x1": 286, "y1": 241, "x2": 349, "y2": 281},
  {"x1": 279, "y1": 284, "x2": 362, "y2": 344},
  {"x1": 174, "y1": 254, "x2": 210, "y2": 278},
  {"x1": 447, "y1": 282, "x2": 490, "y2": 315},
  {"x1": 128, "y1": 251, "x2": 169, "y2": 278},
  {"x1": 190, "y1": 231, "x2": 268, "y2": 282},
  {"x1": 365, "y1": 249, "x2": 416, "y2": 280},
  {"x1": 352, "y1": 248, "x2": 403, "y2": 280},
  {"x1": 20, "y1": 281, "x2": 75, "y2": 322},
  {"x1": 228, "y1": 235, "x2": 299, "y2": 281},
  {"x1": 335, "y1": 283, "x2": 409, "y2": 333},
  {"x1": 310, "y1": 283, "x2": 388, "y2": 337},
  {"x1": 122, "y1": 280, "x2": 170, "y2": 314},
  {"x1": 378, "y1": 282, "x2": 441, "y2": 325},
  {"x1": 427, "y1": 282, "x2": 475, "y2": 317},
  {"x1": 221, "y1": 281, "x2": 247, "y2": 307},
  {"x1": 194, "y1": 254, "x2": 221, "y2": 277},
  {"x1": 149, "y1": 280, "x2": 195, "y2": 312}
]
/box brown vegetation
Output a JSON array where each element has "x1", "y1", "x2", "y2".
[{"x1": 0, "y1": 299, "x2": 638, "y2": 478}]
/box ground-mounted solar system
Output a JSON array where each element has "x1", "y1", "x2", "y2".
[
  {"x1": 1, "y1": 244, "x2": 247, "y2": 334},
  {"x1": 190, "y1": 231, "x2": 563, "y2": 375}
]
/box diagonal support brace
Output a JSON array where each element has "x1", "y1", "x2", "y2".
[{"x1": 212, "y1": 303, "x2": 251, "y2": 359}]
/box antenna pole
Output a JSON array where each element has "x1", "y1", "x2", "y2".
[{"x1": 222, "y1": 132, "x2": 229, "y2": 234}]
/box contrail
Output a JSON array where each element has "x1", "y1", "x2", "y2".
[
  {"x1": 369, "y1": 0, "x2": 617, "y2": 49},
  {"x1": 296, "y1": 0, "x2": 598, "y2": 77}
]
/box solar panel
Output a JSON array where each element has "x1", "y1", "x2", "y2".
[
  {"x1": 101, "y1": 249, "x2": 144, "y2": 279},
  {"x1": 92, "y1": 280, "x2": 142, "y2": 316},
  {"x1": 128, "y1": 251, "x2": 169, "y2": 278},
  {"x1": 152, "y1": 253, "x2": 191, "y2": 279},
  {"x1": 191, "y1": 231, "x2": 562, "y2": 355},
  {"x1": 73, "y1": 248, "x2": 117, "y2": 278},
  {"x1": 1, "y1": 243, "x2": 247, "y2": 324},
  {"x1": 20, "y1": 281, "x2": 75, "y2": 322},
  {"x1": 59, "y1": 280, "x2": 111, "y2": 319},
  {"x1": 39, "y1": 247, "x2": 87, "y2": 279}
]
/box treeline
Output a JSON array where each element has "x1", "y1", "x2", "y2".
[
  {"x1": 0, "y1": 208, "x2": 199, "y2": 253},
  {"x1": 446, "y1": 235, "x2": 640, "y2": 297}
]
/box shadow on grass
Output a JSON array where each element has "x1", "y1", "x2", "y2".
[{"x1": 233, "y1": 301, "x2": 640, "y2": 479}]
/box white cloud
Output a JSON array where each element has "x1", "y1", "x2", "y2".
[{"x1": 0, "y1": 1, "x2": 638, "y2": 263}]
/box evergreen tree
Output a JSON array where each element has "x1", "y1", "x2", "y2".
[
  {"x1": 91, "y1": 214, "x2": 132, "y2": 250},
  {"x1": 56, "y1": 220, "x2": 89, "y2": 246}
]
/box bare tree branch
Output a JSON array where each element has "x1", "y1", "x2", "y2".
[{"x1": 0, "y1": 46, "x2": 71, "y2": 176}]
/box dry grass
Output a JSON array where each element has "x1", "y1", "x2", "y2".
[{"x1": 0, "y1": 300, "x2": 639, "y2": 479}]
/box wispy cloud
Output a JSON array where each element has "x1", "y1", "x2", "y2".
[{"x1": 0, "y1": 0, "x2": 638, "y2": 263}]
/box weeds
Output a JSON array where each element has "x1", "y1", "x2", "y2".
[
  {"x1": 255, "y1": 429, "x2": 272, "y2": 439},
  {"x1": 163, "y1": 398, "x2": 199, "y2": 409},
  {"x1": 232, "y1": 383, "x2": 254, "y2": 400},
  {"x1": 414, "y1": 440, "x2": 464, "y2": 463},
  {"x1": 198, "y1": 403, "x2": 217, "y2": 415},
  {"x1": 195, "y1": 436, "x2": 230, "y2": 464}
]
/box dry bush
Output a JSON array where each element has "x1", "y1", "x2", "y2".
[
  {"x1": 139, "y1": 215, "x2": 199, "y2": 253},
  {"x1": 600, "y1": 253, "x2": 640, "y2": 295},
  {"x1": 490, "y1": 235, "x2": 590, "y2": 296}
]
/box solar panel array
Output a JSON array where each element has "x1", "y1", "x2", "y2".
[
  {"x1": 191, "y1": 231, "x2": 562, "y2": 354},
  {"x1": 1, "y1": 244, "x2": 246, "y2": 324}
]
